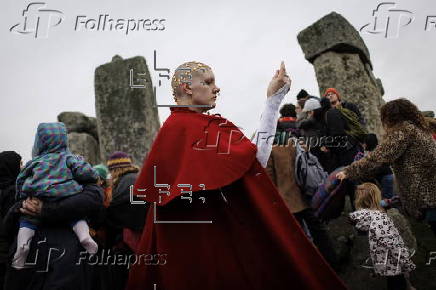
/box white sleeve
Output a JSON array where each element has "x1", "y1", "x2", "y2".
[{"x1": 251, "y1": 83, "x2": 290, "y2": 168}]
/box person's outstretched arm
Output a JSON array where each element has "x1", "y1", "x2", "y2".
[
  {"x1": 251, "y1": 62, "x2": 291, "y2": 168},
  {"x1": 337, "y1": 124, "x2": 412, "y2": 181}
]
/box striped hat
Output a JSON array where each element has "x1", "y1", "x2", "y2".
[{"x1": 107, "y1": 151, "x2": 133, "y2": 170}]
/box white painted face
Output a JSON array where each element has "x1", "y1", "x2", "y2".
[{"x1": 186, "y1": 69, "x2": 220, "y2": 110}]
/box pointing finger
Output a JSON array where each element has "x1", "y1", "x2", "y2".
[{"x1": 278, "y1": 61, "x2": 286, "y2": 79}]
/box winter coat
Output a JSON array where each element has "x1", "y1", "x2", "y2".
[
  {"x1": 105, "y1": 172, "x2": 147, "y2": 250},
  {"x1": 266, "y1": 143, "x2": 309, "y2": 214},
  {"x1": 324, "y1": 107, "x2": 361, "y2": 170},
  {"x1": 345, "y1": 121, "x2": 436, "y2": 218},
  {"x1": 299, "y1": 118, "x2": 337, "y2": 173},
  {"x1": 3, "y1": 184, "x2": 104, "y2": 290},
  {"x1": 349, "y1": 209, "x2": 415, "y2": 276},
  {"x1": 16, "y1": 123, "x2": 98, "y2": 200}
]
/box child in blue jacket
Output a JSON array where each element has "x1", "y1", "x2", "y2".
[{"x1": 13, "y1": 122, "x2": 99, "y2": 269}]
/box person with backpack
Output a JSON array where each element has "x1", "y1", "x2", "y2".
[
  {"x1": 323, "y1": 88, "x2": 366, "y2": 168},
  {"x1": 324, "y1": 88, "x2": 364, "y2": 125},
  {"x1": 266, "y1": 104, "x2": 338, "y2": 269}
]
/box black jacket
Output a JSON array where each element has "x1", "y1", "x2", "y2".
[
  {"x1": 3, "y1": 184, "x2": 104, "y2": 290},
  {"x1": 105, "y1": 172, "x2": 147, "y2": 249},
  {"x1": 299, "y1": 118, "x2": 337, "y2": 173},
  {"x1": 325, "y1": 108, "x2": 360, "y2": 168}
]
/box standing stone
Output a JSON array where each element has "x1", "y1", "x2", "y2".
[
  {"x1": 58, "y1": 111, "x2": 99, "y2": 141},
  {"x1": 94, "y1": 55, "x2": 160, "y2": 165},
  {"x1": 67, "y1": 132, "x2": 100, "y2": 165},
  {"x1": 422, "y1": 111, "x2": 435, "y2": 118},
  {"x1": 58, "y1": 112, "x2": 101, "y2": 164},
  {"x1": 297, "y1": 12, "x2": 384, "y2": 136}
]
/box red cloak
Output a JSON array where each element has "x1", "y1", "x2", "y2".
[{"x1": 126, "y1": 107, "x2": 347, "y2": 290}]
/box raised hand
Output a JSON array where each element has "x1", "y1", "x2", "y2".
[{"x1": 267, "y1": 61, "x2": 291, "y2": 98}]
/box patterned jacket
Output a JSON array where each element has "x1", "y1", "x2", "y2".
[
  {"x1": 16, "y1": 123, "x2": 98, "y2": 200},
  {"x1": 350, "y1": 209, "x2": 415, "y2": 276},
  {"x1": 345, "y1": 121, "x2": 436, "y2": 218}
]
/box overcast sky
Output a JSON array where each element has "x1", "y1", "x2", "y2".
[{"x1": 1, "y1": 0, "x2": 435, "y2": 162}]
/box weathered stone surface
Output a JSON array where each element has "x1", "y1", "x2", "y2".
[
  {"x1": 376, "y1": 78, "x2": 384, "y2": 96},
  {"x1": 87, "y1": 117, "x2": 99, "y2": 141},
  {"x1": 94, "y1": 55, "x2": 160, "y2": 165},
  {"x1": 67, "y1": 132, "x2": 100, "y2": 165},
  {"x1": 312, "y1": 51, "x2": 383, "y2": 136},
  {"x1": 422, "y1": 111, "x2": 435, "y2": 118},
  {"x1": 297, "y1": 12, "x2": 372, "y2": 69},
  {"x1": 58, "y1": 111, "x2": 99, "y2": 141}
]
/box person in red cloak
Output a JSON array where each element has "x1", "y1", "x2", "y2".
[{"x1": 126, "y1": 61, "x2": 347, "y2": 290}]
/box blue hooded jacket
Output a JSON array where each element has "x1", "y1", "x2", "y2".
[{"x1": 16, "y1": 122, "x2": 98, "y2": 200}]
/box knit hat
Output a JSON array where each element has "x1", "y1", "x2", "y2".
[
  {"x1": 323, "y1": 88, "x2": 340, "y2": 99},
  {"x1": 107, "y1": 151, "x2": 133, "y2": 171},
  {"x1": 302, "y1": 98, "x2": 321, "y2": 112},
  {"x1": 93, "y1": 164, "x2": 109, "y2": 179},
  {"x1": 296, "y1": 89, "x2": 309, "y2": 100}
]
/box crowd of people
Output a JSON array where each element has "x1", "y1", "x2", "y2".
[
  {"x1": 0, "y1": 60, "x2": 435, "y2": 290},
  {"x1": 0, "y1": 146, "x2": 146, "y2": 290},
  {"x1": 268, "y1": 87, "x2": 436, "y2": 290}
]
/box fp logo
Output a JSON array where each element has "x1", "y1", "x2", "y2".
[
  {"x1": 360, "y1": 2, "x2": 414, "y2": 39},
  {"x1": 10, "y1": 2, "x2": 64, "y2": 39}
]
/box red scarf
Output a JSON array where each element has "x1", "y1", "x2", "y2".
[{"x1": 279, "y1": 116, "x2": 297, "y2": 122}]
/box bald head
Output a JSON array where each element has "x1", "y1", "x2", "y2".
[
  {"x1": 170, "y1": 61, "x2": 220, "y2": 112},
  {"x1": 171, "y1": 61, "x2": 212, "y2": 97}
]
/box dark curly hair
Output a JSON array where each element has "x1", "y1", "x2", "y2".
[
  {"x1": 380, "y1": 98, "x2": 430, "y2": 132},
  {"x1": 279, "y1": 103, "x2": 296, "y2": 118}
]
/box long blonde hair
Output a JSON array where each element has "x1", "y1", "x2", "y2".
[{"x1": 355, "y1": 183, "x2": 383, "y2": 211}]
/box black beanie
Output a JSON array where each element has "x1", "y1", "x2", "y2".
[{"x1": 296, "y1": 89, "x2": 309, "y2": 100}]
